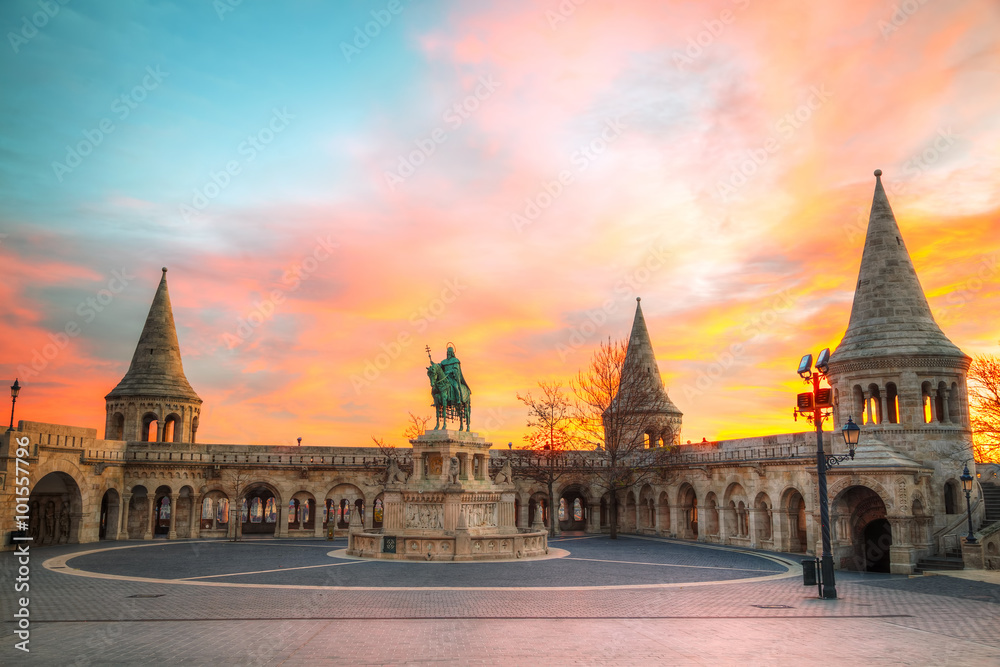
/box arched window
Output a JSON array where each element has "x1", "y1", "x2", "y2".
[
  {"x1": 944, "y1": 481, "x2": 958, "y2": 514},
  {"x1": 217, "y1": 498, "x2": 229, "y2": 524},
  {"x1": 265, "y1": 497, "x2": 277, "y2": 523},
  {"x1": 885, "y1": 382, "x2": 899, "y2": 424},
  {"x1": 158, "y1": 496, "x2": 171, "y2": 520},
  {"x1": 921, "y1": 381, "x2": 934, "y2": 423},
  {"x1": 288, "y1": 499, "x2": 299, "y2": 525},
  {"x1": 374, "y1": 498, "x2": 384, "y2": 523},
  {"x1": 573, "y1": 498, "x2": 583, "y2": 521},
  {"x1": 241, "y1": 499, "x2": 249, "y2": 522},
  {"x1": 558, "y1": 498, "x2": 567, "y2": 521},
  {"x1": 111, "y1": 413, "x2": 125, "y2": 440},
  {"x1": 202, "y1": 497, "x2": 213, "y2": 520}
]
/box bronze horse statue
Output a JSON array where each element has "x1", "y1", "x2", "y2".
[{"x1": 427, "y1": 360, "x2": 471, "y2": 431}]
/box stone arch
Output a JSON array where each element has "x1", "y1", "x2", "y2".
[
  {"x1": 109, "y1": 412, "x2": 125, "y2": 440},
  {"x1": 29, "y1": 470, "x2": 84, "y2": 546},
  {"x1": 703, "y1": 491, "x2": 720, "y2": 537},
  {"x1": 656, "y1": 490, "x2": 670, "y2": 534},
  {"x1": 289, "y1": 490, "x2": 317, "y2": 531},
  {"x1": 141, "y1": 411, "x2": 160, "y2": 442},
  {"x1": 754, "y1": 491, "x2": 773, "y2": 543},
  {"x1": 677, "y1": 483, "x2": 698, "y2": 539},
  {"x1": 98, "y1": 487, "x2": 121, "y2": 540},
  {"x1": 242, "y1": 481, "x2": 282, "y2": 535},
  {"x1": 832, "y1": 484, "x2": 892, "y2": 572},
  {"x1": 885, "y1": 382, "x2": 899, "y2": 424},
  {"x1": 152, "y1": 484, "x2": 173, "y2": 536},
  {"x1": 325, "y1": 483, "x2": 365, "y2": 530},
  {"x1": 637, "y1": 484, "x2": 656, "y2": 532},
  {"x1": 556, "y1": 483, "x2": 590, "y2": 531},
  {"x1": 780, "y1": 486, "x2": 808, "y2": 553}
]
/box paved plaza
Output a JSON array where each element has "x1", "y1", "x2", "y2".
[{"x1": 4, "y1": 535, "x2": 999, "y2": 666}]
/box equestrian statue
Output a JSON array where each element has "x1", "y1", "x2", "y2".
[{"x1": 426, "y1": 344, "x2": 472, "y2": 431}]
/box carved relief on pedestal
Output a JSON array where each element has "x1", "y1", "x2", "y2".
[{"x1": 405, "y1": 503, "x2": 444, "y2": 529}]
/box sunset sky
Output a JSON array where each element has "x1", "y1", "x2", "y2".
[{"x1": 2, "y1": 1, "x2": 999, "y2": 448}]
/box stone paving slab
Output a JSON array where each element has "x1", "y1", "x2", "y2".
[{"x1": 3, "y1": 536, "x2": 1000, "y2": 665}]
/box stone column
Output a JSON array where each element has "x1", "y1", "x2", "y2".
[
  {"x1": 942, "y1": 390, "x2": 952, "y2": 424},
  {"x1": 144, "y1": 497, "x2": 155, "y2": 540},
  {"x1": 864, "y1": 390, "x2": 873, "y2": 425},
  {"x1": 156, "y1": 420, "x2": 164, "y2": 442},
  {"x1": 189, "y1": 498, "x2": 200, "y2": 538},
  {"x1": 928, "y1": 389, "x2": 938, "y2": 422},
  {"x1": 167, "y1": 493, "x2": 178, "y2": 539},
  {"x1": 118, "y1": 493, "x2": 132, "y2": 540},
  {"x1": 879, "y1": 393, "x2": 889, "y2": 425},
  {"x1": 276, "y1": 503, "x2": 289, "y2": 538},
  {"x1": 748, "y1": 508, "x2": 759, "y2": 548}
]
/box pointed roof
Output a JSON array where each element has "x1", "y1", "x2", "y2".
[
  {"x1": 106, "y1": 268, "x2": 202, "y2": 402},
  {"x1": 621, "y1": 298, "x2": 682, "y2": 416},
  {"x1": 831, "y1": 170, "x2": 965, "y2": 364}
]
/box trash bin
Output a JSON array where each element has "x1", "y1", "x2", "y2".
[{"x1": 802, "y1": 558, "x2": 819, "y2": 586}]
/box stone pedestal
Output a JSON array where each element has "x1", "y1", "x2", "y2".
[{"x1": 348, "y1": 429, "x2": 547, "y2": 561}]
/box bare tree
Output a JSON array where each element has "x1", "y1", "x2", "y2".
[
  {"x1": 225, "y1": 467, "x2": 253, "y2": 542},
  {"x1": 572, "y1": 338, "x2": 677, "y2": 539},
  {"x1": 403, "y1": 412, "x2": 432, "y2": 440},
  {"x1": 513, "y1": 381, "x2": 580, "y2": 536},
  {"x1": 969, "y1": 354, "x2": 1000, "y2": 463}
]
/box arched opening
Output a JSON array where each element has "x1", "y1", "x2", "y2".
[
  {"x1": 142, "y1": 413, "x2": 159, "y2": 442},
  {"x1": 99, "y1": 489, "x2": 120, "y2": 540},
  {"x1": 863, "y1": 519, "x2": 892, "y2": 573},
  {"x1": 678, "y1": 485, "x2": 698, "y2": 539},
  {"x1": 885, "y1": 382, "x2": 899, "y2": 424},
  {"x1": 755, "y1": 492, "x2": 772, "y2": 544},
  {"x1": 325, "y1": 484, "x2": 363, "y2": 533},
  {"x1": 163, "y1": 413, "x2": 182, "y2": 443},
  {"x1": 200, "y1": 491, "x2": 230, "y2": 533},
  {"x1": 837, "y1": 485, "x2": 891, "y2": 572},
  {"x1": 529, "y1": 495, "x2": 548, "y2": 527},
  {"x1": 242, "y1": 485, "x2": 278, "y2": 535},
  {"x1": 866, "y1": 384, "x2": 882, "y2": 425},
  {"x1": 153, "y1": 485, "x2": 172, "y2": 536},
  {"x1": 558, "y1": 486, "x2": 588, "y2": 531},
  {"x1": 29, "y1": 471, "x2": 84, "y2": 546},
  {"x1": 705, "y1": 492, "x2": 719, "y2": 537},
  {"x1": 921, "y1": 381, "x2": 934, "y2": 423},
  {"x1": 657, "y1": 491, "x2": 670, "y2": 533},
  {"x1": 944, "y1": 480, "x2": 959, "y2": 515},
  {"x1": 784, "y1": 489, "x2": 807, "y2": 553}
]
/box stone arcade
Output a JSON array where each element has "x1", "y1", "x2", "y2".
[{"x1": 1, "y1": 172, "x2": 996, "y2": 574}]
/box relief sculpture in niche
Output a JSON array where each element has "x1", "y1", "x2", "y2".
[{"x1": 405, "y1": 503, "x2": 443, "y2": 529}]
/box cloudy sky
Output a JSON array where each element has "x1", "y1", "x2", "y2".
[{"x1": 2, "y1": 0, "x2": 999, "y2": 448}]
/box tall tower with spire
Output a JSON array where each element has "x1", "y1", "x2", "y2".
[
  {"x1": 827, "y1": 170, "x2": 973, "y2": 484},
  {"x1": 616, "y1": 297, "x2": 683, "y2": 446},
  {"x1": 104, "y1": 268, "x2": 202, "y2": 443}
]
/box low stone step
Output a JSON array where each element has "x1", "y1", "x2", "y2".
[{"x1": 916, "y1": 557, "x2": 965, "y2": 572}]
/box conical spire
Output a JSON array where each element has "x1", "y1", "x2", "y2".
[
  {"x1": 831, "y1": 170, "x2": 964, "y2": 363},
  {"x1": 106, "y1": 268, "x2": 201, "y2": 402},
  {"x1": 622, "y1": 298, "x2": 682, "y2": 415}
]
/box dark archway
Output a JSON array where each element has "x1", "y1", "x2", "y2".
[
  {"x1": 558, "y1": 485, "x2": 588, "y2": 531},
  {"x1": 99, "y1": 489, "x2": 120, "y2": 540},
  {"x1": 242, "y1": 486, "x2": 278, "y2": 535},
  {"x1": 863, "y1": 518, "x2": 892, "y2": 573},
  {"x1": 28, "y1": 471, "x2": 83, "y2": 546}
]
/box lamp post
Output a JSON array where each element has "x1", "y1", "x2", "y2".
[
  {"x1": 960, "y1": 464, "x2": 977, "y2": 544},
  {"x1": 7, "y1": 378, "x2": 20, "y2": 432},
  {"x1": 794, "y1": 350, "x2": 859, "y2": 600}
]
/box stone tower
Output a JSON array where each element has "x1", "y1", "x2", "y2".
[
  {"x1": 104, "y1": 268, "x2": 202, "y2": 443},
  {"x1": 618, "y1": 297, "x2": 683, "y2": 447},
  {"x1": 827, "y1": 170, "x2": 973, "y2": 504}
]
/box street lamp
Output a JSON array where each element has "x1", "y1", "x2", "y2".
[
  {"x1": 794, "y1": 350, "x2": 859, "y2": 600},
  {"x1": 961, "y1": 464, "x2": 977, "y2": 544},
  {"x1": 7, "y1": 378, "x2": 20, "y2": 432}
]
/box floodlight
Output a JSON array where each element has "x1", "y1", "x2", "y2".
[
  {"x1": 797, "y1": 354, "x2": 813, "y2": 378},
  {"x1": 816, "y1": 348, "x2": 831, "y2": 374}
]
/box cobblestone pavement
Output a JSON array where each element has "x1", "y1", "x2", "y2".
[{"x1": 3, "y1": 535, "x2": 999, "y2": 666}]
